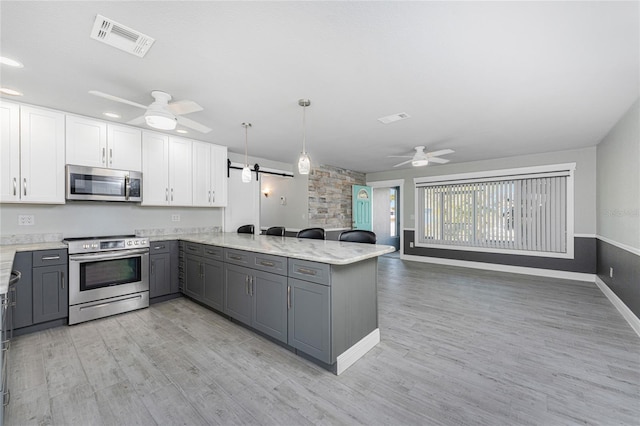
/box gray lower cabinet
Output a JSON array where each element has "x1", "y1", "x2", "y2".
[
  {"x1": 150, "y1": 241, "x2": 180, "y2": 299},
  {"x1": 31, "y1": 250, "x2": 68, "y2": 325},
  {"x1": 287, "y1": 278, "x2": 331, "y2": 364},
  {"x1": 182, "y1": 243, "x2": 224, "y2": 312},
  {"x1": 224, "y1": 262, "x2": 288, "y2": 344}
]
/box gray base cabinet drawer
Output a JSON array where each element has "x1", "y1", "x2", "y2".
[
  {"x1": 224, "y1": 248, "x2": 254, "y2": 267},
  {"x1": 33, "y1": 249, "x2": 67, "y2": 267},
  {"x1": 288, "y1": 259, "x2": 331, "y2": 286},
  {"x1": 202, "y1": 246, "x2": 223, "y2": 261},
  {"x1": 150, "y1": 241, "x2": 171, "y2": 254},
  {"x1": 252, "y1": 253, "x2": 287, "y2": 275},
  {"x1": 183, "y1": 242, "x2": 204, "y2": 257}
]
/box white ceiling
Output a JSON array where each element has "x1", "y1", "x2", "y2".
[{"x1": 1, "y1": 1, "x2": 638, "y2": 173}]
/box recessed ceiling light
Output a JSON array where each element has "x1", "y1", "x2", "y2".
[
  {"x1": 176, "y1": 129, "x2": 188, "y2": 134},
  {"x1": 0, "y1": 87, "x2": 23, "y2": 96},
  {"x1": 0, "y1": 56, "x2": 24, "y2": 68},
  {"x1": 103, "y1": 112, "x2": 120, "y2": 119},
  {"x1": 378, "y1": 112, "x2": 411, "y2": 124}
]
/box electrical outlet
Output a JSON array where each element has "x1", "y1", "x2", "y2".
[
  {"x1": 280, "y1": 196, "x2": 286, "y2": 206},
  {"x1": 610, "y1": 267, "x2": 614, "y2": 278},
  {"x1": 409, "y1": 241, "x2": 414, "y2": 248},
  {"x1": 171, "y1": 214, "x2": 180, "y2": 222},
  {"x1": 18, "y1": 215, "x2": 35, "y2": 226}
]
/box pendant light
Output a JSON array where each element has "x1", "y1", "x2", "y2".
[
  {"x1": 297, "y1": 99, "x2": 311, "y2": 175},
  {"x1": 241, "y1": 122, "x2": 252, "y2": 183}
]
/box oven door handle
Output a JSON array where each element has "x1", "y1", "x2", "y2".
[{"x1": 69, "y1": 249, "x2": 149, "y2": 262}]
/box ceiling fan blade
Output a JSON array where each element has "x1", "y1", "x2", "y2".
[
  {"x1": 168, "y1": 100, "x2": 203, "y2": 115},
  {"x1": 177, "y1": 116, "x2": 212, "y2": 133},
  {"x1": 127, "y1": 115, "x2": 146, "y2": 125},
  {"x1": 393, "y1": 159, "x2": 413, "y2": 167},
  {"x1": 387, "y1": 155, "x2": 413, "y2": 158},
  {"x1": 427, "y1": 156, "x2": 450, "y2": 164},
  {"x1": 427, "y1": 149, "x2": 455, "y2": 158},
  {"x1": 89, "y1": 90, "x2": 148, "y2": 109}
]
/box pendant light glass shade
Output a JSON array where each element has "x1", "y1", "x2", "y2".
[
  {"x1": 241, "y1": 122, "x2": 252, "y2": 183},
  {"x1": 241, "y1": 166, "x2": 251, "y2": 183},
  {"x1": 298, "y1": 152, "x2": 310, "y2": 175},
  {"x1": 297, "y1": 99, "x2": 311, "y2": 175}
]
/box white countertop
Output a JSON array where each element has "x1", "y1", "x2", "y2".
[
  {"x1": 1, "y1": 233, "x2": 394, "y2": 294},
  {"x1": 154, "y1": 233, "x2": 395, "y2": 265}
]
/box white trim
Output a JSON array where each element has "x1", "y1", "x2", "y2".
[
  {"x1": 413, "y1": 241, "x2": 574, "y2": 259},
  {"x1": 574, "y1": 233, "x2": 596, "y2": 238},
  {"x1": 413, "y1": 162, "x2": 577, "y2": 186},
  {"x1": 401, "y1": 254, "x2": 595, "y2": 282},
  {"x1": 595, "y1": 276, "x2": 640, "y2": 338},
  {"x1": 597, "y1": 235, "x2": 640, "y2": 256},
  {"x1": 336, "y1": 328, "x2": 380, "y2": 375}
]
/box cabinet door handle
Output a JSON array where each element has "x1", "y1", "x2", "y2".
[
  {"x1": 287, "y1": 285, "x2": 291, "y2": 309},
  {"x1": 296, "y1": 267, "x2": 317, "y2": 276},
  {"x1": 208, "y1": 191, "x2": 211, "y2": 203},
  {"x1": 109, "y1": 148, "x2": 113, "y2": 165},
  {"x1": 245, "y1": 276, "x2": 249, "y2": 295},
  {"x1": 12, "y1": 178, "x2": 16, "y2": 196},
  {"x1": 250, "y1": 276, "x2": 254, "y2": 296},
  {"x1": 205, "y1": 250, "x2": 217, "y2": 256},
  {"x1": 259, "y1": 261, "x2": 275, "y2": 267},
  {"x1": 200, "y1": 263, "x2": 204, "y2": 278},
  {"x1": 171, "y1": 188, "x2": 174, "y2": 201},
  {"x1": 151, "y1": 260, "x2": 155, "y2": 275},
  {"x1": 41, "y1": 255, "x2": 60, "y2": 261},
  {"x1": 165, "y1": 188, "x2": 169, "y2": 202},
  {"x1": 61, "y1": 271, "x2": 65, "y2": 289},
  {"x1": 154, "y1": 245, "x2": 165, "y2": 250},
  {"x1": 229, "y1": 255, "x2": 243, "y2": 261},
  {"x1": 102, "y1": 147, "x2": 106, "y2": 164},
  {"x1": 23, "y1": 178, "x2": 27, "y2": 196},
  {"x1": 211, "y1": 190, "x2": 215, "y2": 203}
]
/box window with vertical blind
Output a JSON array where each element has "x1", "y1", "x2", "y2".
[{"x1": 414, "y1": 163, "x2": 575, "y2": 258}]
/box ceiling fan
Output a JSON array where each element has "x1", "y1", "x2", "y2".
[
  {"x1": 89, "y1": 90, "x2": 212, "y2": 133},
  {"x1": 389, "y1": 146, "x2": 455, "y2": 167}
]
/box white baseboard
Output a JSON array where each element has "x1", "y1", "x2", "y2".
[
  {"x1": 401, "y1": 254, "x2": 595, "y2": 282},
  {"x1": 336, "y1": 328, "x2": 380, "y2": 375},
  {"x1": 595, "y1": 276, "x2": 640, "y2": 338}
]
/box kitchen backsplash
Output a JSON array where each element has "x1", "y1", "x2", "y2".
[{"x1": 135, "y1": 227, "x2": 222, "y2": 237}]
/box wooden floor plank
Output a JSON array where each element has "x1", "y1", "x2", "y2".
[{"x1": 5, "y1": 257, "x2": 640, "y2": 425}]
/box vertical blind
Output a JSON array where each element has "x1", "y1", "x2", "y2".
[{"x1": 418, "y1": 175, "x2": 568, "y2": 253}]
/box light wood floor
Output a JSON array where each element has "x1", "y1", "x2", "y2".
[{"x1": 6, "y1": 257, "x2": 640, "y2": 425}]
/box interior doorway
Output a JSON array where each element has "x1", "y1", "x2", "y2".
[{"x1": 372, "y1": 186, "x2": 400, "y2": 251}]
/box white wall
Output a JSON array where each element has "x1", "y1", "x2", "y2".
[
  {"x1": 596, "y1": 98, "x2": 640, "y2": 249},
  {"x1": 366, "y1": 146, "x2": 597, "y2": 235},
  {"x1": 261, "y1": 173, "x2": 309, "y2": 230},
  {"x1": 0, "y1": 203, "x2": 223, "y2": 238}
]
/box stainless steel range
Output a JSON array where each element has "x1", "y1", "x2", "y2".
[{"x1": 65, "y1": 235, "x2": 149, "y2": 325}]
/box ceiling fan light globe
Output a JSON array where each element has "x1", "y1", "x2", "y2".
[
  {"x1": 298, "y1": 152, "x2": 311, "y2": 175},
  {"x1": 145, "y1": 113, "x2": 177, "y2": 130},
  {"x1": 241, "y1": 166, "x2": 252, "y2": 183},
  {"x1": 412, "y1": 159, "x2": 429, "y2": 167}
]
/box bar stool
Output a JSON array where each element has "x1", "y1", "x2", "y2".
[
  {"x1": 296, "y1": 227, "x2": 325, "y2": 240},
  {"x1": 338, "y1": 230, "x2": 376, "y2": 244},
  {"x1": 265, "y1": 226, "x2": 285, "y2": 236},
  {"x1": 237, "y1": 224, "x2": 255, "y2": 234}
]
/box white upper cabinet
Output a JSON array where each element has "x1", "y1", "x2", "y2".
[
  {"x1": 192, "y1": 141, "x2": 228, "y2": 207},
  {"x1": 0, "y1": 102, "x2": 21, "y2": 202},
  {"x1": 141, "y1": 132, "x2": 193, "y2": 206},
  {"x1": 0, "y1": 104, "x2": 66, "y2": 204},
  {"x1": 66, "y1": 115, "x2": 141, "y2": 171}
]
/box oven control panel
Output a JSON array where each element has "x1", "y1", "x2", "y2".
[{"x1": 65, "y1": 236, "x2": 149, "y2": 254}]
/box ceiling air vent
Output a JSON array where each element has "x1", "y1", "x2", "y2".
[
  {"x1": 378, "y1": 112, "x2": 411, "y2": 124},
  {"x1": 90, "y1": 14, "x2": 155, "y2": 58}
]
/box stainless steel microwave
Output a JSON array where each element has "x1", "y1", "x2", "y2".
[{"x1": 66, "y1": 165, "x2": 142, "y2": 202}]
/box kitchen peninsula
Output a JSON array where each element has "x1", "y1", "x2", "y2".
[{"x1": 1, "y1": 233, "x2": 394, "y2": 374}]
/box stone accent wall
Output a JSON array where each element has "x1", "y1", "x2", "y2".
[{"x1": 308, "y1": 164, "x2": 366, "y2": 229}]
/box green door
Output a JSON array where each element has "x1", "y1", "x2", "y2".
[{"x1": 352, "y1": 185, "x2": 372, "y2": 231}]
